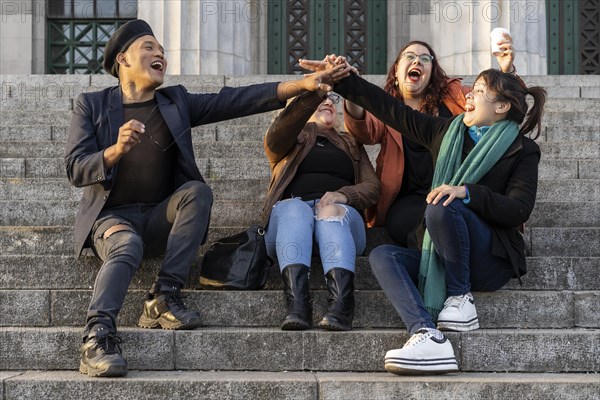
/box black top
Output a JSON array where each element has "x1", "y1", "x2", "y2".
[
  {"x1": 105, "y1": 99, "x2": 177, "y2": 208},
  {"x1": 400, "y1": 102, "x2": 453, "y2": 196},
  {"x1": 283, "y1": 136, "x2": 355, "y2": 201}
]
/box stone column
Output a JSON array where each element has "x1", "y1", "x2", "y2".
[
  {"x1": 390, "y1": 0, "x2": 547, "y2": 76},
  {"x1": 138, "y1": 0, "x2": 266, "y2": 75},
  {"x1": 0, "y1": 0, "x2": 36, "y2": 73}
]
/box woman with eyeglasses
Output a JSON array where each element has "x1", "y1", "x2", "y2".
[
  {"x1": 301, "y1": 38, "x2": 515, "y2": 250},
  {"x1": 262, "y1": 90, "x2": 380, "y2": 331}
]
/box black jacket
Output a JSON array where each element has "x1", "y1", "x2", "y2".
[
  {"x1": 65, "y1": 83, "x2": 284, "y2": 257},
  {"x1": 336, "y1": 73, "x2": 540, "y2": 277}
]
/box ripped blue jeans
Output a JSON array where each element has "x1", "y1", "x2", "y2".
[{"x1": 265, "y1": 198, "x2": 366, "y2": 274}]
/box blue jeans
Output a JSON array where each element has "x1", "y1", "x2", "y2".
[
  {"x1": 370, "y1": 199, "x2": 514, "y2": 334},
  {"x1": 265, "y1": 198, "x2": 366, "y2": 274},
  {"x1": 84, "y1": 181, "x2": 213, "y2": 338}
]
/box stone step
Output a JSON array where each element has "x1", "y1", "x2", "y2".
[
  {"x1": 7, "y1": 73, "x2": 598, "y2": 89},
  {"x1": 0, "y1": 199, "x2": 596, "y2": 229},
  {"x1": 1, "y1": 177, "x2": 598, "y2": 203},
  {"x1": 1, "y1": 288, "x2": 597, "y2": 330},
  {"x1": 2, "y1": 156, "x2": 599, "y2": 181},
  {"x1": 0, "y1": 109, "x2": 283, "y2": 128},
  {"x1": 2, "y1": 139, "x2": 599, "y2": 160},
  {"x1": 3, "y1": 92, "x2": 598, "y2": 112},
  {"x1": 1, "y1": 371, "x2": 598, "y2": 400},
  {"x1": 0, "y1": 327, "x2": 597, "y2": 372},
  {"x1": 1, "y1": 253, "x2": 597, "y2": 292},
  {"x1": 2, "y1": 123, "x2": 598, "y2": 143},
  {"x1": 0, "y1": 224, "x2": 598, "y2": 258},
  {"x1": 1, "y1": 108, "x2": 600, "y2": 130}
]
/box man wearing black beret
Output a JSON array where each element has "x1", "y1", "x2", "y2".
[{"x1": 65, "y1": 19, "x2": 350, "y2": 377}]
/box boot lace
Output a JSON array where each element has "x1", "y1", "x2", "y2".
[
  {"x1": 95, "y1": 334, "x2": 123, "y2": 355},
  {"x1": 443, "y1": 294, "x2": 468, "y2": 309},
  {"x1": 402, "y1": 330, "x2": 429, "y2": 348},
  {"x1": 165, "y1": 292, "x2": 188, "y2": 311}
]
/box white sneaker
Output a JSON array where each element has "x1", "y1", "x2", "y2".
[
  {"x1": 437, "y1": 292, "x2": 480, "y2": 332},
  {"x1": 384, "y1": 329, "x2": 458, "y2": 375}
]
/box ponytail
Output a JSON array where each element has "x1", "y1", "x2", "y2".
[
  {"x1": 477, "y1": 69, "x2": 547, "y2": 140},
  {"x1": 519, "y1": 86, "x2": 546, "y2": 139}
]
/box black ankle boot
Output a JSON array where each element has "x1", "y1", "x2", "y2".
[
  {"x1": 318, "y1": 268, "x2": 355, "y2": 331},
  {"x1": 281, "y1": 264, "x2": 312, "y2": 330},
  {"x1": 138, "y1": 283, "x2": 202, "y2": 330},
  {"x1": 80, "y1": 326, "x2": 127, "y2": 377}
]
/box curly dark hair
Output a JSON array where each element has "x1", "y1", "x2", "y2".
[{"x1": 383, "y1": 41, "x2": 452, "y2": 115}]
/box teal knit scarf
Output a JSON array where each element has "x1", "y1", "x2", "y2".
[{"x1": 418, "y1": 115, "x2": 520, "y2": 320}]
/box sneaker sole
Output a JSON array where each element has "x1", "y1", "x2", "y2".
[
  {"x1": 281, "y1": 318, "x2": 312, "y2": 331},
  {"x1": 317, "y1": 319, "x2": 351, "y2": 331},
  {"x1": 437, "y1": 319, "x2": 480, "y2": 332},
  {"x1": 79, "y1": 360, "x2": 128, "y2": 378},
  {"x1": 384, "y1": 357, "x2": 458, "y2": 375},
  {"x1": 138, "y1": 315, "x2": 202, "y2": 330}
]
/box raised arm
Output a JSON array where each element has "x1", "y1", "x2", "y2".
[
  {"x1": 264, "y1": 91, "x2": 324, "y2": 166},
  {"x1": 335, "y1": 73, "x2": 452, "y2": 150}
]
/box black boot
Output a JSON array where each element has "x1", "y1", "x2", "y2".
[
  {"x1": 318, "y1": 268, "x2": 355, "y2": 331},
  {"x1": 80, "y1": 325, "x2": 128, "y2": 377},
  {"x1": 281, "y1": 264, "x2": 312, "y2": 330},
  {"x1": 138, "y1": 283, "x2": 202, "y2": 330}
]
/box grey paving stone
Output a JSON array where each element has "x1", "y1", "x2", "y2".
[
  {"x1": 580, "y1": 161, "x2": 600, "y2": 179},
  {"x1": 316, "y1": 372, "x2": 600, "y2": 400},
  {"x1": 538, "y1": 141, "x2": 599, "y2": 160},
  {"x1": 0, "y1": 327, "x2": 174, "y2": 371},
  {"x1": 574, "y1": 291, "x2": 600, "y2": 328},
  {"x1": 4, "y1": 371, "x2": 317, "y2": 400},
  {"x1": 459, "y1": 329, "x2": 600, "y2": 372},
  {"x1": 0, "y1": 290, "x2": 49, "y2": 326},
  {"x1": 528, "y1": 202, "x2": 600, "y2": 228},
  {"x1": 545, "y1": 126, "x2": 599, "y2": 142},
  {"x1": 43, "y1": 289, "x2": 584, "y2": 329},
  {"x1": 530, "y1": 227, "x2": 600, "y2": 257}
]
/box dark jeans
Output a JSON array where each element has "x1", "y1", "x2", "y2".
[
  {"x1": 370, "y1": 199, "x2": 514, "y2": 335},
  {"x1": 84, "y1": 181, "x2": 212, "y2": 338},
  {"x1": 385, "y1": 192, "x2": 427, "y2": 249}
]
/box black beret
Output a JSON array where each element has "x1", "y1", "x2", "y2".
[{"x1": 103, "y1": 19, "x2": 155, "y2": 78}]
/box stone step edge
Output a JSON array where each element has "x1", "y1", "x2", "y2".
[{"x1": 2, "y1": 371, "x2": 598, "y2": 400}]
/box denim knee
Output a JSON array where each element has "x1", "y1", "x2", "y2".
[
  {"x1": 425, "y1": 202, "x2": 447, "y2": 231},
  {"x1": 103, "y1": 230, "x2": 144, "y2": 268},
  {"x1": 180, "y1": 181, "x2": 213, "y2": 207}
]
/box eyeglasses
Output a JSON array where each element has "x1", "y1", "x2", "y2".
[
  {"x1": 139, "y1": 104, "x2": 189, "y2": 152},
  {"x1": 325, "y1": 92, "x2": 341, "y2": 104},
  {"x1": 401, "y1": 52, "x2": 434, "y2": 64}
]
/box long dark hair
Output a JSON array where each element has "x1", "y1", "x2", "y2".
[
  {"x1": 477, "y1": 69, "x2": 547, "y2": 139},
  {"x1": 383, "y1": 40, "x2": 451, "y2": 115}
]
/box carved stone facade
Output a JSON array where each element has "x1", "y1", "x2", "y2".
[{"x1": 1, "y1": 0, "x2": 597, "y2": 76}]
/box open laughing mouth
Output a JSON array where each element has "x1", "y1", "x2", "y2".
[
  {"x1": 407, "y1": 69, "x2": 422, "y2": 82},
  {"x1": 151, "y1": 61, "x2": 164, "y2": 72}
]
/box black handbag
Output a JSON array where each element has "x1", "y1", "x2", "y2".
[{"x1": 199, "y1": 224, "x2": 272, "y2": 290}]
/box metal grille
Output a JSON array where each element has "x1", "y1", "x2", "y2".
[
  {"x1": 46, "y1": 1, "x2": 136, "y2": 74},
  {"x1": 48, "y1": 21, "x2": 127, "y2": 74},
  {"x1": 287, "y1": 0, "x2": 310, "y2": 74},
  {"x1": 345, "y1": 0, "x2": 367, "y2": 72},
  {"x1": 580, "y1": 0, "x2": 600, "y2": 74},
  {"x1": 269, "y1": 0, "x2": 385, "y2": 74}
]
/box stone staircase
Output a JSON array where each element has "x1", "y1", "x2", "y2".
[{"x1": 0, "y1": 74, "x2": 598, "y2": 399}]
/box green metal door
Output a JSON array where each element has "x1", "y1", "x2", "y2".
[
  {"x1": 46, "y1": 0, "x2": 137, "y2": 74},
  {"x1": 268, "y1": 0, "x2": 387, "y2": 74},
  {"x1": 547, "y1": 0, "x2": 599, "y2": 74}
]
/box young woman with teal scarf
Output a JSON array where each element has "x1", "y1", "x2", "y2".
[{"x1": 331, "y1": 68, "x2": 546, "y2": 375}]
